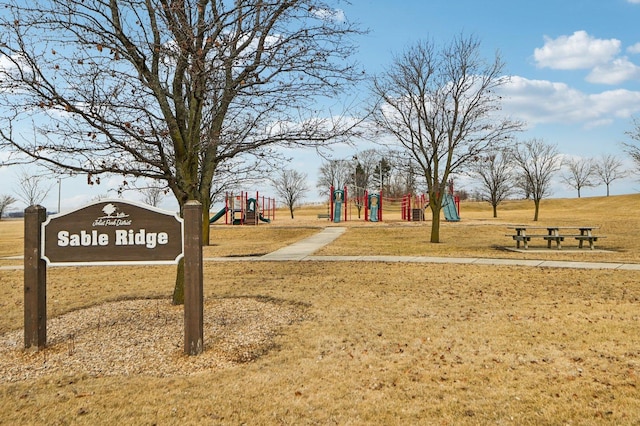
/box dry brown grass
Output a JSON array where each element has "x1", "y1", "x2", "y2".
[
  {"x1": 1, "y1": 195, "x2": 640, "y2": 425},
  {"x1": 0, "y1": 219, "x2": 22, "y2": 259},
  {"x1": 205, "y1": 224, "x2": 320, "y2": 258},
  {"x1": 312, "y1": 194, "x2": 640, "y2": 263}
]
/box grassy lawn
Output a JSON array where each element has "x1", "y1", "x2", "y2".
[{"x1": 1, "y1": 194, "x2": 639, "y2": 425}]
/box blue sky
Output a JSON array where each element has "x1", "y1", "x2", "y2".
[
  {"x1": 3, "y1": 0, "x2": 640, "y2": 212},
  {"x1": 288, "y1": 0, "x2": 640, "y2": 200},
  {"x1": 349, "y1": 0, "x2": 640, "y2": 88}
]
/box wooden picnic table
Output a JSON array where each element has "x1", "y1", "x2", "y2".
[{"x1": 506, "y1": 226, "x2": 603, "y2": 250}]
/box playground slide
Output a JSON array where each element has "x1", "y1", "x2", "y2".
[
  {"x1": 209, "y1": 206, "x2": 228, "y2": 223},
  {"x1": 258, "y1": 213, "x2": 271, "y2": 223},
  {"x1": 442, "y1": 194, "x2": 460, "y2": 222}
]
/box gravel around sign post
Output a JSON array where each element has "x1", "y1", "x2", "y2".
[{"x1": 1, "y1": 298, "x2": 306, "y2": 383}]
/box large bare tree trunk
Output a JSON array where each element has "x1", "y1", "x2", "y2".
[
  {"x1": 431, "y1": 213, "x2": 441, "y2": 243},
  {"x1": 429, "y1": 194, "x2": 443, "y2": 243}
]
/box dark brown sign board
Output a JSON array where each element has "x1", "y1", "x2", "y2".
[
  {"x1": 25, "y1": 199, "x2": 203, "y2": 356},
  {"x1": 42, "y1": 199, "x2": 183, "y2": 265}
]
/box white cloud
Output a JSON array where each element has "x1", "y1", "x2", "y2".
[
  {"x1": 583, "y1": 118, "x2": 614, "y2": 129},
  {"x1": 586, "y1": 57, "x2": 640, "y2": 84},
  {"x1": 627, "y1": 0, "x2": 640, "y2": 3},
  {"x1": 0, "y1": 54, "x2": 13, "y2": 71},
  {"x1": 498, "y1": 76, "x2": 640, "y2": 126},
  {"x1": 312, "y1": 8, "x2": 346, "y2": 23},
  {"x1": 628, "y1": 42, "x2": 640, "y2": 54},
  {"x1": 534, "y1": 31, "x2": 620, "y2": 70}
]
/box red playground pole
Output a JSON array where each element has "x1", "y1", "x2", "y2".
[
  {"x1": 343, "y1": 186, "x2": 348, "y2": 222},
  {"x1": 242, "y1": 191, "x2": 246, "y2": 225},
  {"x1": 364, "y1": 190, "x2": 369, "y2": 221}
]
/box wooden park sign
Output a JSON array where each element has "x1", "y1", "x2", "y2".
[
  {"x1": 24, "y1": 199, "x2": 204, "y2": 355},
  {"x1": 42, "y1": 199, "x2": 184, "y2": 265}
]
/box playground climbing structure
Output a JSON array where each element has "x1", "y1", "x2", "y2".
[
  {"x1": 328, "y1": 186, "x2": 383, "y2": 222},
  {"x1": 209, "y1": 191, "x2": 275, "y2": 225},
  {"x1": 400, "y1": 193, "x2": 460, "y2": 222}
]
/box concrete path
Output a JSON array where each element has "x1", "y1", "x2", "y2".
[
  {"x1": 203, "y1": 227, "x2": 640, "y2": 271},
  {"x1": 3, "y1": 227, "x2": 640, "y2": 271},
  {"x1": 260, "y1": 226, "x2": 347, "y2": 261},
  {"x1": 301, "y1": 255, "x2": 640, "y2": 270}
]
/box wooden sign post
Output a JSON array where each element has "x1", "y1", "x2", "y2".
[
  {"x1": 23, "y1": 199, "x2": 204, "y2": 356},
  {"x1": 24, "y1": 205, "x2": 47, "y2": 350},
  {"x1": 183, "y1": 201, "x2": 203, "y2": 355}
]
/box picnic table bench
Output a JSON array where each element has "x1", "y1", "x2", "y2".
[
  {"x1": 506, "y1": 226, "x2": 604, "y2": 250},
  {"x1": 317, "y1": 213, "x2": 331, "y2": 219}
]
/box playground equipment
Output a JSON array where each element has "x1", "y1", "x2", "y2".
[
  {"x1": 209, "y1": 191, "x2": 275, "y2": 225},
  {"x1": 401, "y1": 193, "x2": 460, "y2": 222},
  {"x1": 329, "y1": 186, "x2": 383, "y2": 222},
  {"x1": 209, "y1": 206, "x2": 228, "y2": 224},
  {"x1": 443, "y1": 179, "x2": 461, "y2": 222},
  {"x1": 402, "y1": 194, "x2": 427, "y2": 221},
  {"x1": 442, "y1": 193, "x2": 461, "y2": 222},
  {"x1": 245, "y1": 197, "x2": 272, "y2": 223},
  {"x1": 365, "y1": 191, "x2": 382, "y2": 222},
  {"x1": 330, "y1": 186, "x2": 347, "y2": 223}
]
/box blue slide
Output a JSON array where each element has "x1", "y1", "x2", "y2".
[
  {"x1": 442, "y1": 194, "x2": 460, "y2": 222},
  {"x1": 209, "y1": 206, "x2": 228, "y2": 223},
  {"x1": 258, "y1": 213, "x2": 271, "y2": 223}
]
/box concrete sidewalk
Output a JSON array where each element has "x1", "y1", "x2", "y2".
[
  {"x1": 204, "y1": 227, "x2": 640, "y2": 271},
  {"x1": 301, "y1": 255, "x2": 640, "y2": 270},
  {"x1": 3, "y1": 227, "x2": 640, "y2": 271},
  {"x1": 202, "y1": 227, "x2": 640, "y2": 271},
  {"x1": 260, "y1": 226, "x2": 347, "y2": 260}
]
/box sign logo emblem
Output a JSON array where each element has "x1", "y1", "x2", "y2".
[{"x1": 42, "y1": 199, "x2": 184, "y2": 266}]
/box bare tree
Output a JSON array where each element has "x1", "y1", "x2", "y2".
[
  {"x1": 382, "y1": 153, "x2": 420, "y2": 198},
  {"x1": 14, "y1": 169, "x2": 53, "y2": 207},
  {"x1": 471, "y1": 150, "x2": 515, "y2": 218},
  {"x1": 370, "y1": 35, "x2": 522, "y2": 242},
  {"x1": 371, "y1": 157, "x2": 392, "y2": 193},
  {"x1": 140, "y1": 184, "x2": 167, "y2": 208},
  {"x1": 0, "y1": 194, "x2": 17, "y2": 219},
  {"x1": 624, "y1": 116, "x2": 640, "y2": 173},
  {"x1": 511, "y1": 139, "x2": 562, "y2": 221},
  {"x1": 272, "y1": 169, "x2": 308, "y2": 219},
  {"x1": 351, "y1": 150, "x2": 380, "y2": 218},
  {"x1": 594, "y1": 154, "x2": 627, "y2": 196},
  {"x1": 561, "y1": 157, "x2": 595, "y2": 198},
  {"x1": 0, "y1": 1, "x2": 363, "y2": 304},
  {"x1": 514, "y1": 174, "x2": 533, "y2": 200},
  {"x1": 352, "y1": 161, "x2": 366, "y2": 218},
  {"x1": 317, "y1": 159, "x2": 353, "y2": 198}
]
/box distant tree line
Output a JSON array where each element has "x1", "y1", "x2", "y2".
[
  {"x1": 315, "y1": 149, "x2": 421, "y2": 201},
  {"x1": 309, "y1": 139, "x2": 631, "y2": 223},
  {"x1": 469, "y1": 140, "x2": 630, "y2": 220}
]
